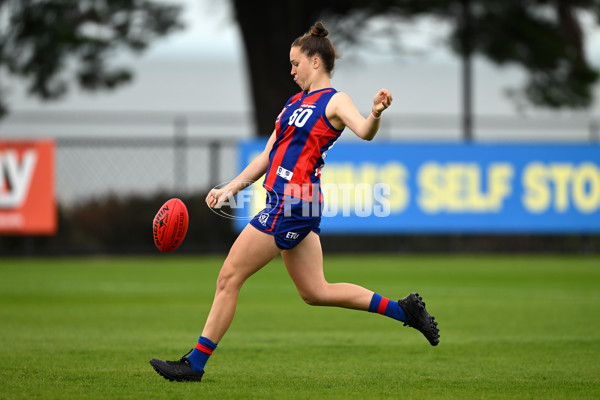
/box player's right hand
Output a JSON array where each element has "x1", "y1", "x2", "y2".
[{"x1": 205, "y1": 188, "x2": 232, "y2": 209}]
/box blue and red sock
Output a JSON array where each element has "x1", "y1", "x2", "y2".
[
  {"x1": 368, "y1": 293, "x2": 406, "y2": 322},
  {"x1": 186, "y1": 336, "x2": 217, "y2": 372}
]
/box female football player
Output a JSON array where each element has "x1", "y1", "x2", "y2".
[{"x1": 151, "y1": 21, "x2": 439, "y2": 382}]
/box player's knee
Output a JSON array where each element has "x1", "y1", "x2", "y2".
[
  {"x1": 215, "y1": 261, "x2": 243, "y2": 293},
  {"x1": 299, "y1": 289, "x2": 328, "y2": 306}
]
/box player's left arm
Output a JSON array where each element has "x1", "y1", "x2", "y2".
[{"x1": 328, "y1": 89, "x2": 393, "y2": 141}]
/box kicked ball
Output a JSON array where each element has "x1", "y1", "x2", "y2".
[{"x1": 153, "y1": 198, "x2": 189, "y2": 253}]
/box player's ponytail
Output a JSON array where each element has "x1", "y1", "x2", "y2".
[{"x1": 292, "y1": 21, "x2": 338, "y2": 75}]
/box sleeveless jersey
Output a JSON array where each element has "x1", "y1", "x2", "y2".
[{"x1": 263, "y1": 88, "x2": 343, "y2": 202}]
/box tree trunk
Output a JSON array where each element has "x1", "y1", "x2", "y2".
[{"x1": 232, "y1": 1, "x2": 322, "y2": 136}]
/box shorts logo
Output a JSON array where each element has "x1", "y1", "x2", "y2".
[
  {"x1": 258, "y1": 213, "x2": 269, "y2": 226},
  {"x1": 285, "y1": 231, "x2": 300, "y2": 240},
  {"x1": 276, "y1": 166, "x2": 294, "y2": 181}
]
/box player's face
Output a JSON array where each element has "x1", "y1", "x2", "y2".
[{"x1": 290, "y1": 46, "x2": 312, "y2": 91}]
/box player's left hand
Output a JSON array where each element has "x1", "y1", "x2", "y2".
[{"x1": 372, "y1": 89, "x2": 393, "y2": 114}]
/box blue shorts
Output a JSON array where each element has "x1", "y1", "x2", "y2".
[{"x1": 249, "y1": 194, "x2": 321, "y2": 250}]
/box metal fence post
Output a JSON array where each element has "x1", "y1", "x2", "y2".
[
  {"x1": 590, "y1": 118, "x2": 599, "y2": 143},
  {"x1": 174, "y1": 115, "x2": 188, "y2": 194},
  {"x1": 209, "y1": 140, "x2": 220, "y2": 189}
]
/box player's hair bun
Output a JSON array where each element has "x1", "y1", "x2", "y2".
[
  {"x1": 292, "y1": 21, "x2": 337, "y2": 74},
  {"x1": 310, "y1": 21, "x2": 328, "y2": 38}
]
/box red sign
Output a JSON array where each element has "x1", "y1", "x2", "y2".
[{"x1": 0, "y1": 140, "x2": 56, "y2": 234}]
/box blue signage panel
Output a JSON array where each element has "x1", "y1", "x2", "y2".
[{"x1": 238, "y1": 140, "x2": 600, "y2": 233}]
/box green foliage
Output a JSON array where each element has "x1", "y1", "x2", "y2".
[
  {"x1": 0, "y1": 193, "x2": 236, "y2": 255},
  {"x1": 0, "y1": 191, "x2": 598, "y2": 255},
  {"x1": 0, "y1": 255, "x2": 598, "y2": 399},
  {"x1": 0, "y1": 0, "x2": 183, "y2": 117},
  {"x1": 328, "y1": 0, "x2": 600, "y2": 109},
  {"x1": 451, "y1": 0, "x2": 599, "y2": 109},
  {"x1": 62, "y1": 193, "x2": 236, "y2": 254}
]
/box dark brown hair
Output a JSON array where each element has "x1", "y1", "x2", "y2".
[{"x1": 291, "y1": 21, "x2": 338, "y2": 74}]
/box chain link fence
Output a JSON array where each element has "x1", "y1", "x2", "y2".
[{"x1": 56, "y1": 137, "x2": 238, "y2": 206}]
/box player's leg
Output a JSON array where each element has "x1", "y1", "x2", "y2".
[
  {"x1": 201, "y1": 224, "x2": 281, "y2": 342},
  {"x1": 150, "y1": 224, "x2": 281, "y2": 381},
  {"x1": 281, "y1": 231, "x2": 373, "y2": 309},
  {"x1": 282, "y1": 231, "x2": 439, "y2": 346}
]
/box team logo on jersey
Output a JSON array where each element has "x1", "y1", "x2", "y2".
[
  {"x1": 258, "y1": 213, "x2": 269, "y2": 226},
  {"x1": 276, "y1": 166, "x2": 294, "y2": 181},
  {"x1": 300, "y1": 103, "x2": 316, "y2": 109}
]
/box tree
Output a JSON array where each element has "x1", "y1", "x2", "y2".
[
  {"x1": 232, "y1": 0, "x2": 600, "y2": 137},
  {"x1": 0, "y1": 0, "x2": 183, "y2": 117},
  {"x1": 231, "y1": 0, "x2": 322, "y2": 136}
]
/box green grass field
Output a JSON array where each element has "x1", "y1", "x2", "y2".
[{"x1": 0, "y1": 254, "x2": 599, "y2": 399}]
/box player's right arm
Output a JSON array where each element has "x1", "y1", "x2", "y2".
[{"x1": 206, "y1": 131, "x2": 276, "y2": 208}]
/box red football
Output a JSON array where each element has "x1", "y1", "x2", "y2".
[{"x1": 153, "y1": 198, "x2": 189, "y2": 253}]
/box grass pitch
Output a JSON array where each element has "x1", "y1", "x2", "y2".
[{"x1": 0, "y1": 254, "x2": 599, "y2": 399}]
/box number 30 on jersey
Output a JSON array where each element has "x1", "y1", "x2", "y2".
[{"x1": 289, "y1": 109, "x2": 313, "y2": 128}]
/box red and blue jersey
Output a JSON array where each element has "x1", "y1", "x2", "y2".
[{"x1": 263, "y1": 88, "x2": 343, "y2": 202}]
